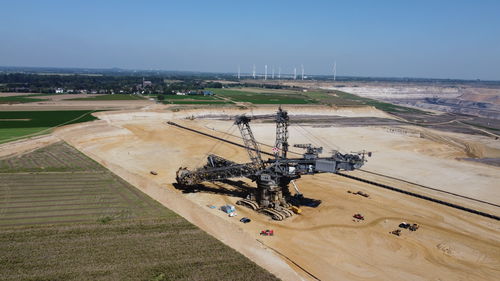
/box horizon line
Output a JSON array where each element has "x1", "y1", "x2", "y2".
[{"x1": 0, "y1": 65, "x2": 497, "y2": 83}]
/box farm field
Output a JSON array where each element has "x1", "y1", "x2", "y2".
[
  {"x1": 165, "y1": 100, "x2": 233, "y2": 105},
  {"x1": 208, "y1": 88, "x2": 317, "y2": 104},
  {"x1": 158, "y1": 94, "x2": 234, "y2": 105},
  {"x1": 0, "y1": 142, "x2": 169, "y2": 225},
  {"x1": 0, "y1": 94, "x2": 48, "y2": 104},
  {"x1": 0, "y1": 141, "x2": 278, "y2": 281},
  {"x1": 0, "y1": 110, "x2": 97, "y2": 144},
  {"x1": 67, "y1": 94, "x2": 145, "y2": 100},
  {"x1": 206, "y1": 87, "x2": 423, "y2": 112},
  {"x1": 0, "y1": 127, "x2": 50, "y2": 143},
  {"x1": 324, "y1": 90, "x2": 425, "y2": 113},
  {"x1": 159, "y1": 95, "x2": 219, "y2": 100}
]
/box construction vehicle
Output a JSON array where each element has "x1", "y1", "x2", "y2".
[
  {"x1": 220, "y1": 204, "x2": 236, "y2": 214},
  {"x1": 356, "y1": 191, "x2": 369, "y2": 198},
  {"x1": 390, "y1": 229, "x2": 402, "y2": 236},
  {"x1": 260, "y1": 229, "x2": 274, "y2": 236},
  {"x1": 240, "y1": 217, "x2": 251, "y2": 223},
  {"x1": 353, "y1": 213, "x2": 365, "y2": 220},
  {"x1": 289, "y1": 206, "x2": 302, "y2": 214},
  {"x1": 409, "y1": 223, "x2": 419, "y2": 231},
  {"x1": 176, "y1": 107, "x2": 369, "y2": 220},
  {"x1": 399, "y1": 222, "x2": 410, "y2": 229}
]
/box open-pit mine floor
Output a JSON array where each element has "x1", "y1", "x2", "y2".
[{"x1": 50, "y1": 107, "x2": 500, "y2": 281}]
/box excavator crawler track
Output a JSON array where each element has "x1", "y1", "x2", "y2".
[
  {"x1": 261, "y1": 208, "x2": 295, "y2": 221},
  {"x1": 236, "y1": 199, "x2": 260, "y2": 210},
  {"x1": 280, "y1": 208, "x2": 294, "y2": 217},
  {"x1": 261, "y1": 208, "x2": 285, "y2": 221}
]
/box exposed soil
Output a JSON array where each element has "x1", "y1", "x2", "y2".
[{"x1": 52, "y1": 107, "x2": 500, "y2": 281}]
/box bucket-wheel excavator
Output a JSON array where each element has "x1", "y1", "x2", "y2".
[{"x1": 176, "y1": 108, "x2": 369, "y2": 220}]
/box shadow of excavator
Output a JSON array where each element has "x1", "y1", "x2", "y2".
[{"x1": 172, "y1": 179, "x2": 322, "y2": 208}]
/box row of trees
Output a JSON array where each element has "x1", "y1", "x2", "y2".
[{"x1": 0, "y1": 74, "x2": 223, "y2": 94}]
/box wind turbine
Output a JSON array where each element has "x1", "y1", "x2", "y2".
[{"x1": 333, "y1": 61, "x2": 337, "y2": 81}]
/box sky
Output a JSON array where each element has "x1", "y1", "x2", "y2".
[{"x1": 0, "y1": 0, "x2": 499, "y2": 80}]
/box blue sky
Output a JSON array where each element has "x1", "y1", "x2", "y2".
[{"x1": 1, "y1": 0, "x2": 499, "y2": 80}]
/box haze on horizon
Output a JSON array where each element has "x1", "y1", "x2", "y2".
[{"x1": 1, "y1": 0, "x2": 499, "y2": 80}]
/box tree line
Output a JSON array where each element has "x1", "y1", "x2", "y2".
[{"x1": 0, "y1": 73, "x2": 223, "y2": 94}]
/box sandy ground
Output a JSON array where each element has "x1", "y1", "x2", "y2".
[{"x1": 49, "y1": 106, "x2": 500, "y2": 281}]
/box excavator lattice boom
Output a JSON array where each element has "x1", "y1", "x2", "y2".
[{"x1": 175, "y1": 107, "x2": 369, "y2": 220}]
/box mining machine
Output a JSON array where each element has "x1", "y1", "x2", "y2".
[{"x1": 176, "y1": 107, "x2": 369, "y2": 220}]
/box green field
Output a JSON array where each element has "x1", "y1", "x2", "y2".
[
  {"x1": 0, "y1": 95, "x2": 47, "y2": 104},
  {"x1": 301, "y1": 91, "x2": 361, "y2": 106},
  {"x1": 209, "y1": 88, "x2": 317, "y2": 104},
  {"x1": 159, "y1": 94, "x2": 233, "y2": 105},
  {"x1": 167, "y1": 100, "x2": 233, "y2": 104},
  {"x1": 202, "y1": 87, "x2": 424, "y2": 112},
  {"x1": 0, "y1": 110, "x2": 98, "y2": 144},
  {"x1": 0, "y1": 142, "x2": 278, "y2": 281},
  {"x1": 138, "y1": 87, "x2": 424, "y2": 111},
  {"x1": 160, "y1": 95, "x2": 219, "y2": 100},
  {"x1": 0, "y1": 127, "x2": 50, "y2": 143},
  {"x1": 67, "y1": 94, "x2": 145, "y2": 100}
]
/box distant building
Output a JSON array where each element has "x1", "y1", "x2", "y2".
[
  {"x1": 203, "y1": 90, "x2": 214, "y2": 96},
  {"x1": 55, "y1": 88, "x2": 64, "y2": 94},
  {"x1": 142, "y1": 77, "x2": 152, "y2": 87},
  {"x1": 176, "y1": 92, "x2": 186, "y2": 96}
]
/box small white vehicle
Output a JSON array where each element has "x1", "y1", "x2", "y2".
[{"x1": 220, "y1": 204, "x2": 236, "y2": 214}]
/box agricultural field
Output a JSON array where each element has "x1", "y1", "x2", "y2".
[
  {"x1": 165, "y1": 100, "x2": 233, "y2": 105},
  {"x1": 160, "y1": 95, "x2": 218, "y2": 100},
  {"x1": 160, "y1": 94, "x2": 233, "y2": 105},
  {"x1": 0, "y1": 94, "x2": 48, "y2": 104},
  {"x1": 67, "y1": 94, "x2": 145, "y2": 100},
  {"x1": 208, "y1": 88, "x2": 317, "y2": 104},
  {"x1": 0, "y1": 142, "x2": 167, "y2": 226},
  {"x1": 205, "y1": 87, "x2": 422, "y2": 112},
  {"x1": 324, "y1": 90, "x2": 426, "y2": 113},
  {"x1": 0, "y1": 110, "x2": 97, "y2": 144},
  {"x1": 0, "y1": 142, "x2": 278, "y2": 281}
]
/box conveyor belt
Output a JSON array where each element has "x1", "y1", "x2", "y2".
[{"x1": 336, "y1": 173, "x2": 499, "y2": 221}]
